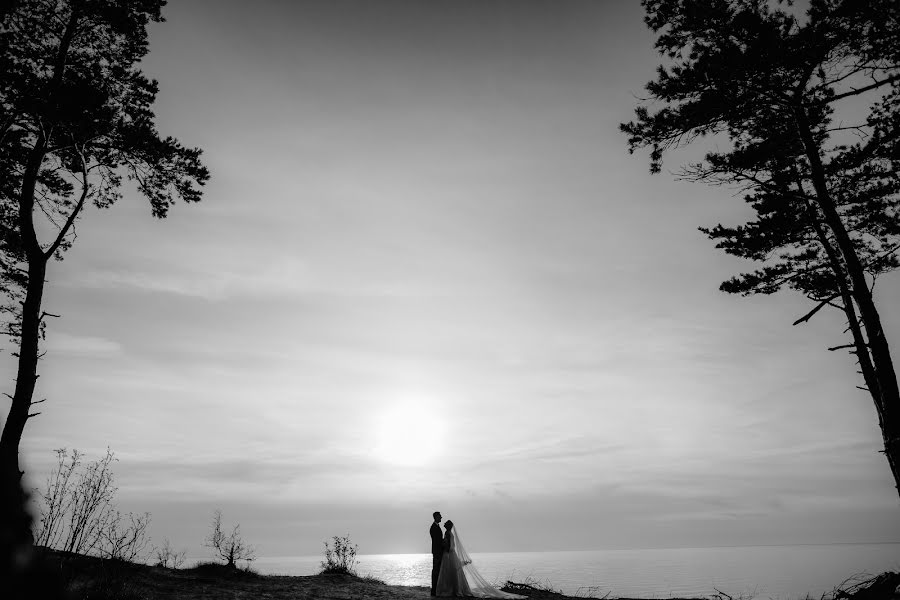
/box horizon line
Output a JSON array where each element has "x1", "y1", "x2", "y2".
[{"x1": 250, "y1": 540, "x2": 900, "y2": 560}]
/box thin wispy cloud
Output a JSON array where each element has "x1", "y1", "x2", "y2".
[{"x1": 42, "y1": 332, "x2": 123, "y2": 356}]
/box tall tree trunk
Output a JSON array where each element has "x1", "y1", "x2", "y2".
[
  {"x1": 0, "y1": 138, "x2": 46, "y2": 482},
  {"x1": 794, "y1": 107, "x2": 900, "y2": 498},
  {"x1": 0, "y1": 5, "x2": 79, "y2": 482},
  {"x1": 800, "y1": 194, "x2": 884, "y2": 424},
  {"x1": 0, "y1": 254, "x2": 46, "y2": 482}
]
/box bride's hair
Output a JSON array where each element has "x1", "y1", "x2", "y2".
[{"x1": 445, "y1": 520, "x2": 454, "y2": 530}]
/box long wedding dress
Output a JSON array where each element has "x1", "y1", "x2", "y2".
[{"x1": 435, "y1": 526, "x2": 525, "y2": 599}]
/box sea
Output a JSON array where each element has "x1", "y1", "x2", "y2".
[{"x1": 250, "y1": 543, "x2": 900, "y2": 599}]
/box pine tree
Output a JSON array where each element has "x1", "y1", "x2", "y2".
[
  {"x1": 622, "y1": 0, "x2": 900, "y2": 496},
  {"x1": 0, "y1": 0, "x2": 209, "y2": 480}
]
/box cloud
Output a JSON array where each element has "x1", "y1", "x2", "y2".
[
  {"x1": 69, "y1": 258, "x2": 458, "y2": 302},
  {"x1": 43, "y1": 332, "x2": 123, "y2": 356},
  {"x1": 73, "y1": 263, "x2": 311, "y2": 300}
]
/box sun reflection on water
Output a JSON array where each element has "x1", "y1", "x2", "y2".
[{"x1": 358, "y1": 553, "x2": 431, "y2": 587}]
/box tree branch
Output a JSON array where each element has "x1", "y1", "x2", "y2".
[
  {"x1": 44, "y1": 144, "x2": 89, "y2": 259},
  {"x1": 828, "y1": 343, "x2": 860, "y2": 352},
  {"x1": 811, "y1": 73, "x2": 900, "y2": 105},
  {"x1": 793, "y1": 294, "x2": 842, "y2": 326}
]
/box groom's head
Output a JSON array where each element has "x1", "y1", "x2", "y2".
[{"x1": 433, "y1": 511, "x2": 442, "y2": 523}]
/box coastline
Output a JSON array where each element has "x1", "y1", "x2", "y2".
[
  {"x1": 253, "y1": 544, "x2": 900, "y2": 599},
  {"x1": 29, "y1": 548, "x2": 710, "y2": 599},
  {"x1": 24, "y1": 548, "x2": 899, "y2": 600}
]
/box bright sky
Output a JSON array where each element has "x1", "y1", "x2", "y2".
[{"x1": 9, "y1": 0, "x2": 900, "y2": 557}]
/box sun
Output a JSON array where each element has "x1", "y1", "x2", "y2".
[{"x1": 373, "y1": 402, "x2": 445, "y2": 467}]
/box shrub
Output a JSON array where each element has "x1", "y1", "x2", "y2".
[
  {"x1": 34, "y1": 448, "x2": 116, "y2": 556},
  {"x1": 34, "y1": 448, "x2": 151, "y2": 563},
  {"x1": 203, "y1": 509, "x2": 255, "y2": 568},
  {"x1": 153, "y1": 538, "x2": 186, "y2": 569},
  {"x1": 320, "y1": 534, "x2": 358, "y2": 575},
  {"x1": 100, "y1": 511, "x2": 151, "y2": 562}
]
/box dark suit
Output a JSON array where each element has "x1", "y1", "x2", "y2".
[{"x1": 430, "y1": 522, "x2": 443, "y2": 595}]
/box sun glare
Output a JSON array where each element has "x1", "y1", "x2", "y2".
[{"x1": 374, "y1": 402, "x2": 445, "y2": 467}]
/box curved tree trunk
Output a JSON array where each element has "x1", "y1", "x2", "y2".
[
  {"x1": 0, "y1": 135, "x2": 47, "y2": 482},
  {"x1": 800, "y1": 195, "x2": 884, "y2": 424},
  {"x1": 794, "y1": 107, "x2": 900, "y2": 498},
  {"x1": 0, "y1": 4, "x2": 80, "y2": 483}
]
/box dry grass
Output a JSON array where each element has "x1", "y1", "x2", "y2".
[{"x1": 829, "y1": 571, "x2": 900, "y2": 600}]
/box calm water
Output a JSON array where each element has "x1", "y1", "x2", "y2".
[{"x1": 252, "y1": 544, "x2": 900, "y2": 599}]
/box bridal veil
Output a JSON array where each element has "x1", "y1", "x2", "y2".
[{"x1": 450, "y1": 526, "x2": 525, "y2": 600}]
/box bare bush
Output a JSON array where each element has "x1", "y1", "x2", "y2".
[
  {"x1": 204, "y1": 509, "x2": 255, "y2": 568},
  {"x1": 34, "y1": 448, "x2": 117, "y2": 555},
  {"x1": 33, "y1": 448, "x2": 150, "y2": 562},
  {"x1": 153, "y1": 538, "x2": 186, "y2": 569},
  {"x1": 34, "y1": 448, "x2": 82, "y2": 549},
  {"x1": 62, "y1": 447, "x2": 117, "y2": 555},
  {"x1": 100, "y1": 511, "x2": 151, "y2": 562}
]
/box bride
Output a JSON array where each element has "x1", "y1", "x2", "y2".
[{"x1": 435, "y1": 520, "x2": 525, "y2": 599}]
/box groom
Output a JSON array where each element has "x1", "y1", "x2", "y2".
[{"x1": 429, "y1": 511, "x2": 442, "y2": 595}]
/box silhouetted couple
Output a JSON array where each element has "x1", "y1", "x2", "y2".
[{"x1": 429, "y1": 511, "x2": 524, "y2": 599}]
